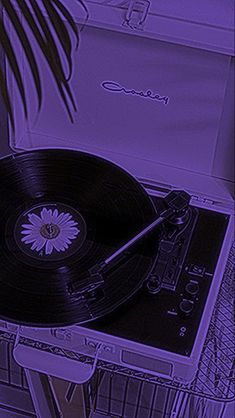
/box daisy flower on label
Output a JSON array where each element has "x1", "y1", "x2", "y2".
[{"x1": 21, "y1": 207, "x2": 80, "y2": 255}]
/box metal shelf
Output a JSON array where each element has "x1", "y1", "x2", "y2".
[
  {"x1": 84, "y1": 371, "x2": 231, "y2": 418},
  {"x1": 0, "y1": 339, "x2": 37, "y2": 417}
]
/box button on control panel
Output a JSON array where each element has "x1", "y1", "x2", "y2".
[{"x1": 187, "y1": 264, "x2": 205, "y2": 277}]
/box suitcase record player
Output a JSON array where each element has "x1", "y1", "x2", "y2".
[{"x1": 0, "y1": 0, "x2": 234, "y2": 384}]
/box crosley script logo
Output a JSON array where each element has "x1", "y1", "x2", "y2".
[{"x1": 101, "y1": 81, "x2": 169, "y2": 105}]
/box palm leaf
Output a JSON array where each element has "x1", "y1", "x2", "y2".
[
  {"x1": 0, "y1": 61, "x2": 14, "y2": 129},
  {"x1": 0, "y1": 0, "x2": 88, "y2": 131}
]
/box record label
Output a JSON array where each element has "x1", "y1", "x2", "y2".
[{"x1": 14, "y1": 203, "x2": 87, "y2": 261}]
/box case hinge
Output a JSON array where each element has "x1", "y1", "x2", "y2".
[{"x1": 123, "y1": 0, "x2": 151, "y2": 30}]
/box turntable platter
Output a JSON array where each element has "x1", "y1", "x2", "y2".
[{"x1": 0, "y1": 149, "x2": 158, "y2": 327}]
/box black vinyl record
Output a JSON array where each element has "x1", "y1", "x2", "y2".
[{"x1": 0, "y1": 149, "x2": 159, "y2": 327}]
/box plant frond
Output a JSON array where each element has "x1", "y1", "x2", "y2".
[
  {"x1": 0, "y1": 62, "x2": 14, "y2": 130},
  {"x1": 1, "y1": 0, "x2": 42, "y2": 110},
  {"x1": 18, "y1": 0, "x2": 77, "y2": 119},
  {"x1": 41, "y1": 0, "x2": 74, "y2": 80},
  {"x1": 0, "y1": 0, "x2": 88, "y2": 131},
  {"x1": 0, "y1": 11, "x2": 28, "y2": 118}
]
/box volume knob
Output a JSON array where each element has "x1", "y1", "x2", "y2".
[
  {"x1": 146, "y1": 275, "x2": 161, "y2": 294},
  {"x1": 179, "y1": 299, "x2": 194, "y2": 317},
  {"x1": 185, "y1": 282, "x2": 199, "y2": 297}
]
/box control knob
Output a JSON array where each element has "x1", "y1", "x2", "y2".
[
  {"x1": 185, "y1": 282, "x2": 199, "y2": 297},
  {"x1": 179, "y1": 299, "x2": 194, "y2": 317}
]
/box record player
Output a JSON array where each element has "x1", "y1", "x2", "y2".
[{"x1": 0, "y1": 0, "x2": 234, "y2": 384}]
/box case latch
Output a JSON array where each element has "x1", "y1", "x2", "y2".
[{"x1": 123, "y1": 0, "x2": 150, "y2": 30}]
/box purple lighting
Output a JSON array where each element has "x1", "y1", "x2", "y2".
[{"x1": 0, "y1": 0, "x2": 234, "y2": 417}]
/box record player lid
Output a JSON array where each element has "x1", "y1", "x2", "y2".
[
  {"x1": 48, "y1": 0, "x2": 235, "y2": 55},
  {"x1": 144, "y1": 0, "x2": 234, "y2": 30},
  {"x1": 7, "y1": 2, "x2": 234, "y2": 200},
  {"x1": 18, "y1": 0, "x2": 234, "y2": 28}
]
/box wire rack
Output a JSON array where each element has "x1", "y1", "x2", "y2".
[
  {"x1": 84, "y1": 371, "x2": 232, "y2": 418},
  {"x1": 0, "y1": 338, "x2": 29, "y2": 390},
  {"x1": 0, "y1": 338, "x2": 37, "y2": 417}
]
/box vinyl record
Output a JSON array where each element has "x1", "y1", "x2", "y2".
[{"x1": 0, "y1": 149, "x2": 159, "y2": 327}]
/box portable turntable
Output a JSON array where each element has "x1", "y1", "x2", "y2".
[{"x1": 0, "y1": 0, "x2": 234, "y2": 387}]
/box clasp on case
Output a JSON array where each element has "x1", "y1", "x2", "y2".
[{"x1": 123, "y1": 0, "x2": 150, "y2": 30}]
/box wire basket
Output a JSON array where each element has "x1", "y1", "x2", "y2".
[
  {"x1": 0, "y1": 338, "x2": 37, "y2": 417},
  {"x1": 83, "y1": 370, "x2": 232, "y2": 418},
  {"x1": 0, "y1": 339, "x2": 28, "y2": 390},
  {"x1": 190, "y1": 242, "x2": 235, "y2": 402}
]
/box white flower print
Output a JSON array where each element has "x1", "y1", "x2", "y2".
[{"x1": 21, "y1": 207, "x2": 80, "y2": 255}]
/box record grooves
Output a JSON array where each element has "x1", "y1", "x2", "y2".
[{"x1": 0, "y1": 149, "x2": 159, "y2": 327}]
